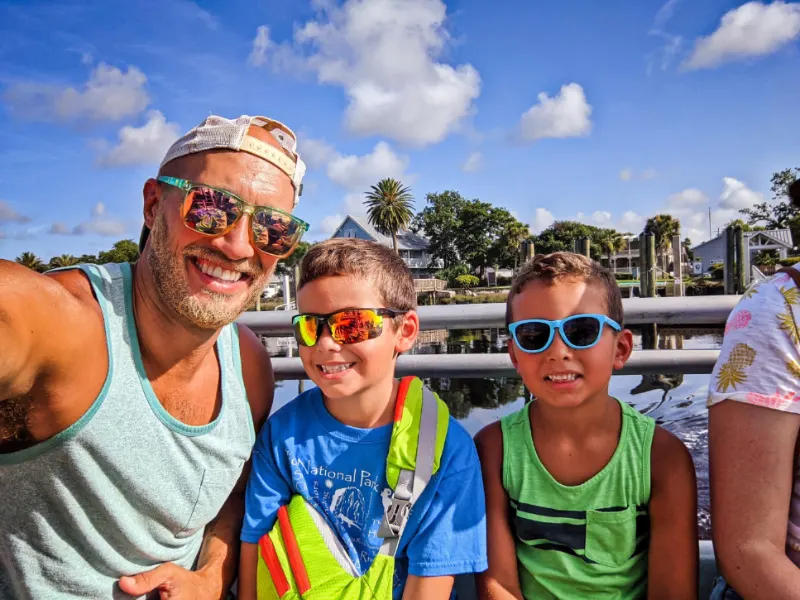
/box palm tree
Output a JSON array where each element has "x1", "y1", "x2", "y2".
[
  {"x1": 15, "y1": 251, "x2": 45, "y2": 272},
  {"x1": 49, "y1": 254, "x2": 79, "y2": 269},
  {"x1": 364, "y1": 178, "x2": 414, "y2": 254},
  {"x1": 645, "y1": 214, "x2": 681, "y2": 274},
  {"x1": 597, "y1": 229, "x2": 626, "y2": 273}
]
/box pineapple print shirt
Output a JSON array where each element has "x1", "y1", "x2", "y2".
[{"x1": 708, "y1": 266, "x2": 800, "y2": 561}]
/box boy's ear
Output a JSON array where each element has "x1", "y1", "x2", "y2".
[
  {"x1": 612, "y1": 328, "x2": 634, "y2": 371},
  {"x1": 508, "y1": 337, "x2": 520, "y2": 370},
  {"x1": 394, "y1": 310, "x2": 419, "y2": 354}
]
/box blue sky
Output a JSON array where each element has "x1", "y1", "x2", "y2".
[{"x1": 1, "y1": 0, "x2": 799, "y2": 261}]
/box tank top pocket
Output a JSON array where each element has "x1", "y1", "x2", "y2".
[
  {"x1": 177, "y1": 462, "x2": 245, "y2": 538},
  {"x1": 584, "y1": 505, "x2": 637, "y2": 567}
]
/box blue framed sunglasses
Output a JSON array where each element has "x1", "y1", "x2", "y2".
[{"x1": 508, "y1": 314, "x2": 621, "y2": 354}]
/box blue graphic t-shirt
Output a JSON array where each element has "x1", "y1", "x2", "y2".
[{"x1": 242, "y1": 386, "x2": 487, "y2": 598}]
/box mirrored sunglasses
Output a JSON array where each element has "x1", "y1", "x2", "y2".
[
  {"x1": 158, "y1": 176, "x2": 309, "y2": 259},
  {"x1": 292, "y1": 308, "x2": 406, "y2": 347}
]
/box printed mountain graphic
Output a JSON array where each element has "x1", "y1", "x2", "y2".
[{"x1": 330, "y1": 486, "x2": 366, "y2": 530}]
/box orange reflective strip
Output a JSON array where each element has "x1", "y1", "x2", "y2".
[
  {"x1": 277, "y1": 505, "x2": 311, "y2": 594},
  {"x1": 258, "y1": 534, "x2": 290, "y2": 597},
  {"x1": 393, "y1": 376, "x2": 414, "y2": 423}
]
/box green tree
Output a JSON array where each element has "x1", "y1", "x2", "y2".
[
  {"x1": 15, "y1": 251, "x2": 46, "y2": 272},
  {"x1": 596, "y1": 228, "x2": 626, "y2": 273},
  {"x1": 453, "y1": 200, "x2": 495, "y2": 278},
  {"x1": 49, "y1": 254, "x2": 79, "y2": 269},
  {"x1": 532, "y1": 221, "x2": 604, "y2": 260},
  {"x1": 411, "y1": 190, "x2": 466, "y2": 268},
  {"x1": 276, "y1": 241, "x2": 311, "y2": 277},
  {"x1": 77, "y1": 253, "x2": 99, "y2": 264},
  {"x1": 98, "y1": 239, "x2": 140, "y2": 264},
  {"x1": 739, "y1": 167, "x2": 800, "y2": 245},
  {"x1": 644, "y1": 214, "x2": 681, "y2": 273},
  {"x1": 487, "y1": 208, "x2": 530, "y2": 270},
  {"x1": 364, "y1": 178, "x2": 414, "y2": 254}
]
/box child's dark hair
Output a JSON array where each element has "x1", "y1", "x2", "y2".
[
  {"x1": 506, "y1": 251, "x2": 624, "y2": 326},
  {"x1": 298, "y1": 238, "x2": 417, "y2": 314}
]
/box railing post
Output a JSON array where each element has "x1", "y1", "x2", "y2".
[
  {"x1": 639, "y1": 233, "x2": 648, "y2": 298},
  {"x1": 734, "y1": 226, "x2": 746, "y2": 294},
  {"x1": 724, "y1": 226, "x2": 736, "y2": 295},
  {"x1": 672, "y1": 233, "x2": 683, "y2": 297},
  {"x1": 645, "y1": 233, "x2": 656, "y2": 297}
]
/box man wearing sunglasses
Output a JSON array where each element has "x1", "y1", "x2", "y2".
[{"x1": 0, "y1": 115, "x2": 308, "y2": 599}]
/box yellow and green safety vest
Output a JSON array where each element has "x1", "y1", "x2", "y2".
[{"x1": 255, "y1": 376, "x2": 450, "y2": 599}]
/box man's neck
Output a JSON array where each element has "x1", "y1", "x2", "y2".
[
  {"x1": 131, "y1": 261, "x2": 221, "y2": 378},
  {"x1": 323, "y1": 376, "x2": 399, "y2": 430},
  {"x1": 531, "y1": 388, "x2": 618, "y2": 441}
]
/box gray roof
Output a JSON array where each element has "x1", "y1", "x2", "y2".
[
  {"x1": 335, "y1": 215, "x2": 430, "y2": 250},
  {"x1": 692, "y1": 228, "x2": 793, "y2": 252}
]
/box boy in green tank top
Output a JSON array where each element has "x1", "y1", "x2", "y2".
[{"x1": 475, "y1": 252, "x2": 698, "y2": 600}]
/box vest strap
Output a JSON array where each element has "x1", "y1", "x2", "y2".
[
  {"x1": 277, "y1": 505, "x2": 311, "y2": 594},
  {"x1": 378, "y1": 384, "x2": 440, "y2": 557},
  {"x1": 258, "y1": 535, "x2": 290, "y2": 597}
]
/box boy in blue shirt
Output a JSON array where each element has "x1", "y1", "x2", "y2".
[{"x1": 239, "y1": 238, "x2": 487, "y2": 599}]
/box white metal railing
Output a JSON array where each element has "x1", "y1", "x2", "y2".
[
  {"x1": 404, "y1": 257, "x2": 431, "y2": 268},
  {"x1": 236, "y1": 296, "x2": 741, "y2": 379}
]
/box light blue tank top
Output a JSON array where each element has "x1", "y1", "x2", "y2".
[{"x1": 0, "y1": 262, "x2": 255, "y2": 599}]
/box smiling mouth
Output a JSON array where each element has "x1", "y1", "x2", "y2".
[
  {"x1": 192, "y1": 257, "x2": 251, "y2": 284},
  {"x1": 546, "y1": 373, "x2": 581, "y2": 382},
  {"x1": 319, "y1": 363, "x2": 355, "y2": 374}
]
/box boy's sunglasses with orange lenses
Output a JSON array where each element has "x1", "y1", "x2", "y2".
[
  {"x1": 158, "y1": 176, "x2": 309, "y2": 259},
  {"x1": 292, "y1": 308, "x2": 407, "y2": 347}
]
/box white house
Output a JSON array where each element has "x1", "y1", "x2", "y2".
[
  {"x1": 691, "y1": 228, "x2": 794, "y2": 277},
  {"x1": 329, "y1": 215, "x2": 439, "y2": 277}
]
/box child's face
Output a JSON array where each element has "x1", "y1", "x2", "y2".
[
  {"x1": 508, "y1": 278, "x2": 633, "y2": 410},
  {"x1": 296, "y1": 274, "x2": 419, "y2": 402}
]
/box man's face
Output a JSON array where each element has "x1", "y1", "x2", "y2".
[{"x1": 145, "y1": 132, "x2": 296, "y2": 330}]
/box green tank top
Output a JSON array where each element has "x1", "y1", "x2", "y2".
[{"x1": 500, "y1": 399, "x2": 655, "y2": 600}]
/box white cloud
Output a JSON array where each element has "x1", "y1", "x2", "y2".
[
  {"x1": 654, "y1": 0, "x2": 683, "y2": 29},
  {"x1": 344, "y1": 193, "x2": 367, "y2": 215},
  {"x1": 326, "y1": 141, "x2": 410, "y2": 190},
  {"x1": 718, "y1": 176, "x2": 763, "y2": 210},
  {"x1": 96, "y1": 110, "x2": 180, "y2": 167},
  {"x1": 0, "y1": 201, "x2": 31, "y2": 224},
  {"x1": 461, "y1": 151, "x2": 483, "y2": 173},
  {"x1": 51, "y1": 202, "x2": 128, "y2": 237},
  {"x1": 683, "y1": 1, "x2": 800, "y2": 70},
  {"x1": 620, "y1": 167, "x2": 658, "y2": 182},
  {"x1": 665, "y1": 188, "x2": 710, "y2": 209},
  {"x1": 589, "y1": 211, "x2": 613, "y2": 226},
  {"x1": 619, "y1": 211, "x2": 646, "y2": 233},
  {"x1": 532, "y1": 208, "x2": 555, "y2": 233},
  {"x1": 300, "y1": 137, "x2": 337, "y2": 170},
  {"x1": 249, "y1": 25, "x2": 274, "y2": 67},
  {"x1": 318, "y1": 214, "x2": 345, "y2": 236},
  {"x1": 518, "y1": 83, "x2": 593, "y2": 142},
  {"x1": 3, "y1": 62, "x2": 150, "y2": 122},
  {"x1": 260, "y1": 0, "x2": 481, "y2": 147}
]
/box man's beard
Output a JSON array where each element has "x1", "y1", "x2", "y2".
[{"x1": 147, "y1": 213, "x2": 272, "y2": 330}]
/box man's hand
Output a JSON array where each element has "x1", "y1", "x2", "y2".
[{"x1": 118, "y1": 562, "x2": 223, "y2": 600}]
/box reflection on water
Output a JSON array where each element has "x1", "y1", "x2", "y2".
[{"x1": 263, "y1": 325, "x2": 722, "y2": 540}]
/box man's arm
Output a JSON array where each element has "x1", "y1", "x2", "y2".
[
  {"x1": 474, "y1": 423, "x2": 524, "y2": 600},
  {"x1": 710, "y1": 400, "x2": 800, "y2": 599},
  {"x1": 647, "y1": 426, "x2": 698, "y2": 600},
  {"x1": 238, "y1": 543, "x2": 259, "y2": 600},
  {"x1": 120, "y1": 324, "x2": 274, "y2": 599},
  {"x1": 402, "y1": 575, "x2": 454, "y2": 599},
  {"x1": 0, "y1": 260, "x2": 101, "y2": 401}
]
